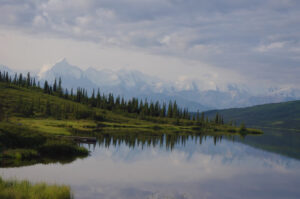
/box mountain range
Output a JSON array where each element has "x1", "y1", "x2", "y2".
[{"x1": 1, "y1": 59, "x2": 300, "y2": 111}]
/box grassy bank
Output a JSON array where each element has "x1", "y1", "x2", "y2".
[
  {"x1": 0, "y1": 115, "x2": 261, "y2": 167},
  {"x1": 0, "y1": 177, "x2": 72, "y2": 199},
  {"x1": 0, "y1": 121, "x2": 88, "y2": 167}
]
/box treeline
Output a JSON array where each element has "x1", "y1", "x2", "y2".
[
  {"x1": 0, "y1": 71, "x2": 193, "y2": 119},
  {"x1": 0, "y1": 70, "x2": 225, "y2": 125},
  {"x1": 45, "y1": 85, "x2": 192, "y2": 120}
]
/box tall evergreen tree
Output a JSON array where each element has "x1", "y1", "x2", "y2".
[
  {"x1": 53, "y1": 78, "x2": 57, "y2": 92},
  {"x1": 26, "y1": 72, "x2": 31, "y2": 87},
  {"x1": 215, "y1": 113, "x2": 219, "y2": 124},
  {"x1": 160, "y1": 102, "x2": 166, "y2": 117},
  {"x1": 167, "y1": 101, "x2": 173, "y2": 118},
  {"x1": 96, "y1": 89, "x2": 101, "y2": 107},
  {"x1": 33, "y1": 78, "x2": 36, "y2": 87},
  {"x1": 44, "y1": 81, "x2": 49, "y2": 93},
  {"x1": 58, "y1": 77, "x2": 62, "y2": 91}
]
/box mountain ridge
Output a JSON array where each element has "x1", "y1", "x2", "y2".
[
  {"x1": 2, "y1": 59, "x2": 300, "y2": 111},
  {"x1": 204, "y1": 100, "x2": 300, "y2": 131}
]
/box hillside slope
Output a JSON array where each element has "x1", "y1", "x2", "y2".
[{"x1": 205, "y1": 100, "x2": 300, "y2": 130}]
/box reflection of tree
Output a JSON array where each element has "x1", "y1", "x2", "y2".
[
  {"x1": 94, "y1": 132, "x2": 233, "y2": 150},
  {"x1": 0, "y1": 155, "x2": 86, "y2": 168}
]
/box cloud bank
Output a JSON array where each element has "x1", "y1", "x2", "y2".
[{"x1": 0, "y1": 0, "x2": 299, "y2": 90}]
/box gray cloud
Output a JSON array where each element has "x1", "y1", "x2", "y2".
[{"x1": 0, "y1": 0, "x2": 300, "y2": 88}]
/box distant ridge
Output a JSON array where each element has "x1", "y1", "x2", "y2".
[{"x1": 204, "y1": 100, "x2": 300, "y2": 131}]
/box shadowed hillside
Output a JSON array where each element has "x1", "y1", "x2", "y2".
[{"x1": 205, "y1": 100, "x2": 300, "y2": 131}]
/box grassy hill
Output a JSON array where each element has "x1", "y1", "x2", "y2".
[{"x1": 204, "y1": 100, "x2": 300, "y2": 131}]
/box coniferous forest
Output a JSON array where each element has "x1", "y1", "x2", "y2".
[{"x1": 0, "y1": 70, "x2": 223, "y2": 123}]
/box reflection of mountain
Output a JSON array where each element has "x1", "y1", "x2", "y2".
[
  {"x1": 2, "y1": 59, "x2": 300, "y2": 111},
  {"x1": 236, "y1": 129, "x2": 300, "y2": 160}
]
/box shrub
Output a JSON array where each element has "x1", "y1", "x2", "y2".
[
  {"x1": 1, "y1": 149, "x2": 39, "y2": 160},
  {"x1": 239, "y1": 122, "x2": 247, "y2": 133}
]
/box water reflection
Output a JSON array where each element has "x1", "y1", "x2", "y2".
[
  {"x1": 1, "y1": 134, "x2": 300, "y2": 199},
  {"x1": 85, "y1": 133, "x2": 235, "y2": 151},
  {"x1": 237, "y1": 128, "x2": 300, "y2": 160}
]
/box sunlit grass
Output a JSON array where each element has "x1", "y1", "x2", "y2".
[
  {"x1": 11, "y1": 117, "x2": 98, "y2": 136},
  {"x1": 0, "y1": 177, "x2": 73, "y2": 199}
]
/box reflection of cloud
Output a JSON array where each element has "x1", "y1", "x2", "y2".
[{"x1": 1, "y1": 138, "x2": 300, "y2": 198}]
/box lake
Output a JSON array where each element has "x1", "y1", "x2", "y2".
[{"x1": 1, "y1": 130, "x2": 300, "y2": 199}]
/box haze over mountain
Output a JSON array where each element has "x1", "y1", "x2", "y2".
[{"x1": 2, "y1": 59, "x2": 300, "y2": 111}]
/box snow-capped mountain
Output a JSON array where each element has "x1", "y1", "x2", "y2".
[
  {"x1": 2, "y1": 59, "x2": 300, "y2": 111},
  {"x1": 0, "y1": 65, "x2": 14, "y2": 75},
  {"x1": 36, "y1": 59, "x2": 211, "y2": 111},
  {"x1": 38, "y1": 59, "x2": 96, "y2": 90}
]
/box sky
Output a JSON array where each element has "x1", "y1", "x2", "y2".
[{"x1": 0, "y1": 0, "x2": 300, "y2": 92}]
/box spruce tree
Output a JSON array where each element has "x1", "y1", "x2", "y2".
[
  {"x1": 5, "y1": 72, "x2": 9, "y2": 82},
  {"x1": 215, "y1": 113, "x2": 219, "y2": 124},
  {"x1": 26, "y1": 72, "x2": 31, "y2": 87},
  {"x1": 160, "y1": 102, "x2": 166, "y2": 117},
  {"x1": 33, "y1": 78, "x2": 36, "y2": 87},
  {"x1": 44, "y1": 81, "x2": 49, "y2": 93},
  {"x1": 173, "y1": 101, "x2": 178, "y2": 118},
  {"x1": 167, "y1": 101, "x2": 173, "y2": 118},
  {"x1": 53, "y1": 78, "x2": 57, "y2": 92},
  {"x1": 13, "y1": 73, "x2": 17, "y2": 84},
  {"x1": 96, "y1": 89, "x2": 101, "y2": 107}
]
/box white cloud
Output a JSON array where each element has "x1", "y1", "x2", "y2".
[
  {"x1": 0, "y1": 0, "x2": 299, "y2": 89},
  {"x1": 159, "y1": 35, "x2": 171, "y2": 46},
  {"x1": 255, "y1": 42, "x2": 287, "y2": 52},
  {"x1": 33, "y1": 15, "x2": 46, "y2": 26}
]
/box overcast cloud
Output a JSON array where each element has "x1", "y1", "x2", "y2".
[{"x1": 0, "y1": 0, "x2": 299, "y2": 91}]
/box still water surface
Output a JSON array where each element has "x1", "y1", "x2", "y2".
[{"x1": 1, "y1": 131, "x2": 300, "y2": 199}]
